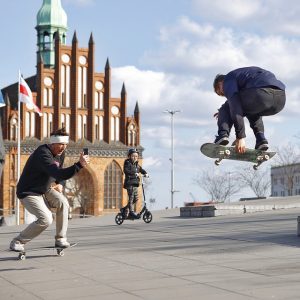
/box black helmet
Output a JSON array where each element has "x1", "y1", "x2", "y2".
[{"x1": 128, "y1": 148, "x2": 138, "y2": 156}]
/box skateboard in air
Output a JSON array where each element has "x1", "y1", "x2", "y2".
[
  {"x1": 10, "y1": 242, "x2": 77, "y2": 260},
  {"x1": 200, "y1": 143, "x2": 276, "y2": 170}
]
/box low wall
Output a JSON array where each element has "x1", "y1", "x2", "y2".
[{"x1": 180, "y1": 197, "x2": 300, "y2": 218}]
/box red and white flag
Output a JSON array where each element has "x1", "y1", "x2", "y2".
[{"x1": 19, "y1": 75, "x2": 42, "y2": 116}]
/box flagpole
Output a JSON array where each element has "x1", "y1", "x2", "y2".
[{"x1": 16, "y1": 70, "x2": 21, "y2": 226}]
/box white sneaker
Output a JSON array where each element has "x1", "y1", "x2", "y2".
[
  {"x1": 55, "y1": 238, "x2": 70, "y2": 248},
  {"x1": 10, "y1": 240, "x2": 25, "y2": 252}
]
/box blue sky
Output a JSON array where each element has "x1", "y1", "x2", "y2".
[{"x1": 1, "y1": 0, "x2": 300, "y2": 209}]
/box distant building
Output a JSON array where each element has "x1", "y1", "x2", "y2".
[
  {"x1": 0, "y1": 0, "x2": 143, "y2": 222},
  {"x1": 271, "y1": 163, "x2": 300, "y2": 197}
]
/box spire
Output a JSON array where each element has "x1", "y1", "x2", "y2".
[
  {"x1": 134, "y1": 101, "x2": 140, "y2": 113},
  {"x1": 121, "y1": 83, "x2": 126, "y2": 95},
  {"x1": 72, "y1": 30, "x2": 78, "y2": 44},
  {"x1": 105, "y1": 57, "x2": 110, "y2": 69},
  {"x1": 89, "y1": 32, "x2": 94, "y2": 45}
]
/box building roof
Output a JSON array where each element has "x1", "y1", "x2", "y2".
[{"x1": 37, "y1": 0, "x2": 67, "y2": 30}]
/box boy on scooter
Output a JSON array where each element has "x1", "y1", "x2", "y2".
[{"x1": 123, "y1": 148, "x2": 148, "y2": 219}]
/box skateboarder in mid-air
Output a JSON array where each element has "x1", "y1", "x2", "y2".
[{"x1": 213, "y1": 66, "x2": 286, "y2": 153}]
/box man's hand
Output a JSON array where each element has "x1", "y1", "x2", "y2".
[
  {"x1": 52, "y1": 184, "x2": 63, "y2": 193},
  {"x1": 80, "y1": 152, "x2": 90, "y2": 167},
  {"x1": 235, "y1": 138, "x2": 246, "y2": 154}
]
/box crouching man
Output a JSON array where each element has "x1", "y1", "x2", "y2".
[{"x1": 10, "y1": 128, "x2": 89, "y2": 251}]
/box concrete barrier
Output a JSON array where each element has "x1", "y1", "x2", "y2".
[{"x1": 180, "y1": 197, "x2": 300, "y2": 218}]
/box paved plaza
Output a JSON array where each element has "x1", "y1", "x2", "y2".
[{"x1": 1, "y1": 207, "x2": 300, "y2": 300}]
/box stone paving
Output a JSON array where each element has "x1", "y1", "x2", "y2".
[{"x1": 1, "y1": 207, "x2": 300, "y2": 300}]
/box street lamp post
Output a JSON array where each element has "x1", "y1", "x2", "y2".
[{"x1": 163, "y1": 109, "x2": 181, "y2": 208}]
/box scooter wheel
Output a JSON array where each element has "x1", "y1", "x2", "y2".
[
  {"x1": 143, "y1": 211, "x2": 153, "y2": 223},
  {"x1": 115, "y1": 213, "x2": 124, "y2": 225}
]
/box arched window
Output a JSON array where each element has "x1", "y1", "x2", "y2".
[
  {"x1": 104, "y1": 161, "x2": 123, "y2": 209},
  {"x1": 128, "y1": 123, "x2": 137, "y2": 146},
  {"x1": 61, "y1": 65, "x2": 70, "y2": 107},
  {"x1": 94, "y1": 115, "x2": 103, "y2": 140},
  {"x1": 10, "y1": 117, "x2": 17, "y2": 141},
  {"x1": 111, "y1": 116, "x2": 120, "y2": 142},
  {"x1": 43, "y1": 113, "x2": 53, "y2": 138},
  {"x1": 78, "y1": 115, "x2": 82, "y2": 139},
  {"x1": 43, "y1": 31, "x2": 50, "y2": 50},
  {"x1": 78, "y1": 66, "x2": 87, "y2": 108}
]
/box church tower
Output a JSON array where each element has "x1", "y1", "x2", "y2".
[
  {"x1": 0, "y1": 0, "x2": 143, "y2": 222},
  {"x1": 36, "y1": 0, "x2": 68, "y2": 68}
]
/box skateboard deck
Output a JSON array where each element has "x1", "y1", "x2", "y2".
[
  {"x1": 10, "y1": 242, "x2": 77, "y2": 260},
  {"x1": 200, "y1": 143, "x2": 276, "y2": 170}
]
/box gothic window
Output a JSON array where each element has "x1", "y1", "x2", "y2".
[
  {"x1": 61, "y1": 65, "x2": 70, "y2": 107},
  {"x1": 94, "y1": 115, "x2": 103, "y2": 140},
  {"x1": 25, "y1": 112, "x2": 35, "y2": 137},
  {"x1": 10, "y1": 117, "x2": 17, "y2": 141},
  {"x1": 104, "y1": 161, "x2": 122, "y2": 209},
  {"x1": 78, "y1": 66, "x2": 87, "y2": 108},
  {"x1": 110, "y1": 117, "x2": 120, "y2": 142},
  {"x1": 128, "y1": 123, "x2": 137, "y2": 146},
  {"x1": 94, "y1": 91, "x2": 103, "y2": 110},
  {"x1": 78, "y1": 115, "x2": 87, "y2": 139},
  {"x1": 61, "y1": 113, "x2": 65, "y2": 129},
  {"x1": 78, "y1": 115, "x2": 82, "y2": 139},
  {"x1": 43, "y1": 113, "x2": 53, "y2": 138},
  {"x1": 83, "y1": 115, "x2": 87, "y2": 138}
]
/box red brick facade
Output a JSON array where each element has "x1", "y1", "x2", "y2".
[{"x1": 0, "y1": 31, "x2": 143, "y2": 222}]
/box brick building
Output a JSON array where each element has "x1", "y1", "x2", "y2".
[{"x1": 0, "y1": 0, "x2": 143, "y2": 222}]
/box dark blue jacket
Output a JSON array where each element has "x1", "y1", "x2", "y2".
[{"x1": 223, "y1": 67, "x2": 285, "y2": 138}]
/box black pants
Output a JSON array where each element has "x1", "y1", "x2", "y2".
[{"x1": 218, "y1": 87, "x2": 286, "y2": 137}]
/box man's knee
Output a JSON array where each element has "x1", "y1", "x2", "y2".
[
  {"x1": 37, "y1": 212, "x2": 53, "y2": 227},
  {"x1": 48, "y1": 190, "x2": 70, "y2": 210}
]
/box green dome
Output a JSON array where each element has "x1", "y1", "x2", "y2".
[{"x1": 37, "y1": 0, "x2": 67, "y2": 29}]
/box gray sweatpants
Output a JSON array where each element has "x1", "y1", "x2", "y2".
[{"x1": 15, "y1": 189, "x2": 69, "y2": 244}]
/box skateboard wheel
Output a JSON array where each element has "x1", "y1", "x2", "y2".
[
  {"x1": 57, "y1": 249, "x2": 64, "y2": 256},
  {"x1": 264, "y1": 154, "x2": 269, "y2": 160},
  {"x1": 215, "y1": 160, "x2": 221, "y2": 166},
  {"x1": 115, "y1": 213, "x2": 124, "y2": 225},
  {"x1": 253, "y1": 165, "x2": 259, "y2": 171},
  {"x1": 224, "y1": 149, "x2": 231, "y2": 156},
  {"x1": 18, "y1": 253, "x2": 26, "y2": 260}
]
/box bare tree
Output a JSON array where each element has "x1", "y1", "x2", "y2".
[
  {"x1": 273, "y1": 143, "x2": 300, "y2": 195},
  {"x1": 64, "y1": 168, "x2": 93, "y2": 217},
  {"x1": 194, "y1": 169, "x2": 242, "y2": 203},
  {"x1": 236, "y1": 166, "x2": 271, "y2": 197}
]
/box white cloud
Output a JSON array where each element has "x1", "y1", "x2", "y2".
[
  {"x1": 143, "y1": 16, "x2": 300, "y2": 82},
  {"x1": 142, "y1": 156, "x2": 162, "y2": 168},
  {"x1": 191, "y1": 0, "x2": 300, "y2": 36},
  {"x1": 191, "y1": 0, "x2": 263, "y2": 22}
]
